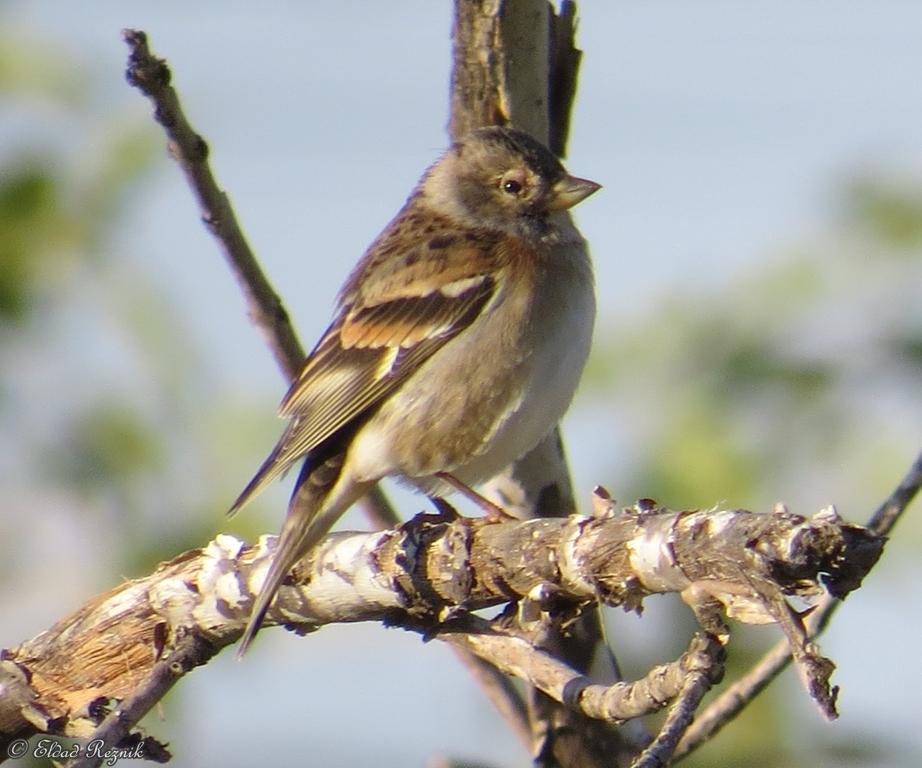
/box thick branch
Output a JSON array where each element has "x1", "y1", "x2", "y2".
[{"x1": 0, "y1": 502, "x2": 882, "y2": 753}]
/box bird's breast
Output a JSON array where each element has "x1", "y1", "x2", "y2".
[{"x1": 347, "y1": 238, "x2": 595, "y2": 492}]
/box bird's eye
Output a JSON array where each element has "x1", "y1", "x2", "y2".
[{"x1": 502, "y1": 179, "x2": 523, "y2": 195}]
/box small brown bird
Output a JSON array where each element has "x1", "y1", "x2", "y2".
[{"x1": 231, "y1": 126, "x2": 600, "y2": 653}]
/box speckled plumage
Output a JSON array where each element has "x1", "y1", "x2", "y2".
[{"x1": 232, "y1": 126, "x2": 600, "y2": 654}]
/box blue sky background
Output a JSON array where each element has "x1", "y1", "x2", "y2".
[{"x1": 2, "y1": 2, "x2": 921, "y2": 766}]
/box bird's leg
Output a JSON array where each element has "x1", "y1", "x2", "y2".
[{"x1": 435, "y1": 472, "x2": 516, "y2": 521}]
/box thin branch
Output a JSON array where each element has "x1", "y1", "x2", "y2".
[
  {"x1": 629, "y1": 638, "x2": 718, "y2": 768},
  {"x1": 122, "y1": 29, "x2": 401, "y2": 535},
  {"x1": 866, "y1": 447, "x2": 922, "y2": 537},
  {"x1": 123, "y1": 28, "x2": 303, "y2": 379},
  {"x1": 438, "y1": 617, "x2": 723, "y2": 726},
  {"x1": 66, "y1": 632, "x2": 215, "y2": 768},
  {"x1": 674, "y1": 449, "x2": 922, "y2": 761}
]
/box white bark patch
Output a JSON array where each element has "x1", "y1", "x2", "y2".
[
  {"x1": 558, "y1": 516, "x2": 596, "y2": 593},
  {"x1": 627, "y1": 515, "x2": 690, "y2": 592}
]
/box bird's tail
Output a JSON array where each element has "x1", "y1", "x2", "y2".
[
  {"x1": 237, "y1": 453, "x2": 368, "y2": 656},
  {"x1": 227, "y1": 436, "x2": 295, "y2": 519}
]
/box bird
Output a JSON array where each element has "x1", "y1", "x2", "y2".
[{"x1": 231, "y1": 125, "x2": 600, "y2": 654}]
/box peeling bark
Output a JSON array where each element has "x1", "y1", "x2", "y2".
[{"x1": 0, "y1": 499, "x2": 882, "y2": 755}]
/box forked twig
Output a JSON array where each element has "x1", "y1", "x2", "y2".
[{"x1": 674, "y1": 450, "x2": 922, "y2": 760}]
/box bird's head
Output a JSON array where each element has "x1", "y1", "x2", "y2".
[{"x1": 422, "y1": 126, "x2": 600, "y2": 240}]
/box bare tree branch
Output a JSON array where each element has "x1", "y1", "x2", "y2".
[
  {"x1": 629, "y1": 641, "x2": 717, "y2": 768},
  {"x1": 123, "y1": 28, "x2": 302, "y2": 380},
  {"x1": 65, "y1": 632, "x2": 214, "y2": 768},
  {"x1": 0, "y1": 499, "x2": 883, "y2": 762},
  {"x1": 673, "y1": 449, "x2": 922, "y2": 762},
  {"x1": 440, "y1": 617, "x2": 723, "y2": 725},
  {"x1": 122, "y1": 29, "x2": 400, "y2": 537},
  {"x1": 866, "y1": 447, "x2": 922, "y2": 537}
]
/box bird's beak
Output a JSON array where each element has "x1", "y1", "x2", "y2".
[{"x1": 546, "y1": 175, "x2": 602, "y2": 210}]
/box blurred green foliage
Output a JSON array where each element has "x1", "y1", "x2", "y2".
[
  {"x1": 0, "y1": 35, "x2": 84, "y2": 105},
  {"x1": 846, "y1": 178, "x2": 922, "y2": 250},
  {"x1": 588, "y1": 179, "x2": 922, "y2": 518},
  {"x1": 0, "y1": 31, "x2": 207, "y2": 577},
  {"x1": 45, "y1": 401, "x2": 163, "y2": 495},
  {"x1": 589, "y1": 174, "x2": 921, "y2": 767},
  {"x1": 0, "y1": 165, "x2": 58, "y2": 321}
]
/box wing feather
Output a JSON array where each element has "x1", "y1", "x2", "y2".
[
  {"x1": 228, "y1": 231, "x2": 501, "y2": 514},
  {"x1": 279, "y1": 278, "x2": 495, "y2": 436}
]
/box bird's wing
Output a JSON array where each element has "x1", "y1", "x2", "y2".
[{"x1": 228, "y1": 231, "x2": 501, "y2": 513}]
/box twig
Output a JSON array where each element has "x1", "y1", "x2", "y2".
[
  {"x1": 123, "y1": 28, "x2": 303, "y2": 379},
  {"x1": 438, "y1": 618, "x2": 723, "y2": 727},
  {"x1": 674, "y1": 449, "x2": 922, "y2": 760},
  {"x1": 629, "y1": 637, "x2": 719, "y2": 768},
  {"x1": 66, "y1": 632, "x2": 215, "y2": 768},
  {"x1": 121, "y1": 29, "x2": 401, "y2": 528},
  {"x1": 867, "y1": 448, "x2": 922, "y2": 537}
]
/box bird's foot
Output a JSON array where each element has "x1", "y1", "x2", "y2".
[{"x1": 435, "y1": 472, "x2": 516, "y2": 522}]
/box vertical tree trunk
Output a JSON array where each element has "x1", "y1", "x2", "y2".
[{"x1": 450, "y1": 3, "x2": 640, "y2": 766}]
